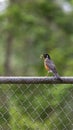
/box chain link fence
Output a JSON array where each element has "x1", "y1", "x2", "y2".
[{"x1": 0, "y1": 77, "x2": 73, "y2": 130}]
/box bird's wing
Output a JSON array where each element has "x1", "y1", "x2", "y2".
[
  {"x1": 46, "y1": 58, "x2": 61, "y2": 79},
  {"x1": 46, "y1": 59, "x2": 57, "y2": 74}
]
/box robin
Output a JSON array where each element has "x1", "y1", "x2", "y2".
[{"x1": 40, "y1": 53, "x2": 61, "y2": 80}]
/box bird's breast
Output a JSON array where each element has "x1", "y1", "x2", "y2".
[{"x1": 44, "y1": 62, "x2": 50, "y2": 71}]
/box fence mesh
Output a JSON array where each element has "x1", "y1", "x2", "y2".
[{"x1": 0, "y1": 83, "x2": 73, "y2": 130}]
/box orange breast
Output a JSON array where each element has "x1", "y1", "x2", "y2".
[{"x1": 44, "y1": 64, "x2": 50, "y2": 71}]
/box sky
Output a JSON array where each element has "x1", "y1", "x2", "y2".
[
  {"x1": 0, "y1": 0, "x2": 8, "y2": 12},
  {"x1": 0, "y1": 0, "x2": 72, "y2": 13}
]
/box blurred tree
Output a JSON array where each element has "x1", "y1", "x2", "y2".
[{"x1": 0, "y1": 0, "x2": 72, "y2": 76}]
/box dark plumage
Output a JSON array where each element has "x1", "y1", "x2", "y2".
[{"x1": 41, "y1": 53, "x2": 61, "y2": 80}]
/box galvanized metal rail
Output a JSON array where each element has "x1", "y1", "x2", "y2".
[{"x1": 0, "y1": 77, "x2": 73, "y2": 84}]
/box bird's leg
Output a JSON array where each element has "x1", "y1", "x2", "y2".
[
  {"x1": 45, "y1": 71, "x2": 49, "y2": 77},
  {"x1": 46, "y1": 71, "x2": 49, "y2": 77},
  {"x1": 46, "y1": 70, "x2": 53, "y2": 77},
  {"x1": 46, "y1": 73, "x2": 48, "y2": 77}
]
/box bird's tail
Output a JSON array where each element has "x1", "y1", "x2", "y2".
[{"x1": 54, "y1": 72, "x2": 62, "y2": 81}]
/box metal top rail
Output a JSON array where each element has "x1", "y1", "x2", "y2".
[{"x1": 0, "y1": 76, "x2": 73, "y2": 84}]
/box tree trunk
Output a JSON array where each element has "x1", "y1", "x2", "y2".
[
  {"x1": 4, "y1": 0, "x2": 14, "y2": 76},
  {"x1": 4, "y1": 31, "x2": 13, "y2": 76}
]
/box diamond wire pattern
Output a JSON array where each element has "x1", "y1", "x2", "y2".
[{"x1": 0, "y1": 83, "x2": 73, "y2": 130}]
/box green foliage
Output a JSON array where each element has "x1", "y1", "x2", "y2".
[{"x1": 3, "y1": 84, "x2": 72, "y2": 130}]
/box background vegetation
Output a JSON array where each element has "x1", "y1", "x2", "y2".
[{"x1": 0, "y1": 0, "x2": 73, "y2": 130}]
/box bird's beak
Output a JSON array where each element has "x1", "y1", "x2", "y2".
[{"x1": 40, "y1": 54, "x2": 43, "y2": 59}]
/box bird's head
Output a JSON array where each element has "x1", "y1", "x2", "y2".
[{"x1": 40, "y1": 53, "x2": 51, "y2": 59}]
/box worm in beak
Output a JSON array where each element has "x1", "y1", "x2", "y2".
[{"x1": 40, "y1": 54, "x2": 43, "y2": 59}]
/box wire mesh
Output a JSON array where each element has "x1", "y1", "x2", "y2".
[{"x1": 0, "y1": 82, "x2": 73, "y2": 130}]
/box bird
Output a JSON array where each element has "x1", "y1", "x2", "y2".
[{"x1": 40, "y1": 53, "x2": 61, "y2": 80}]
